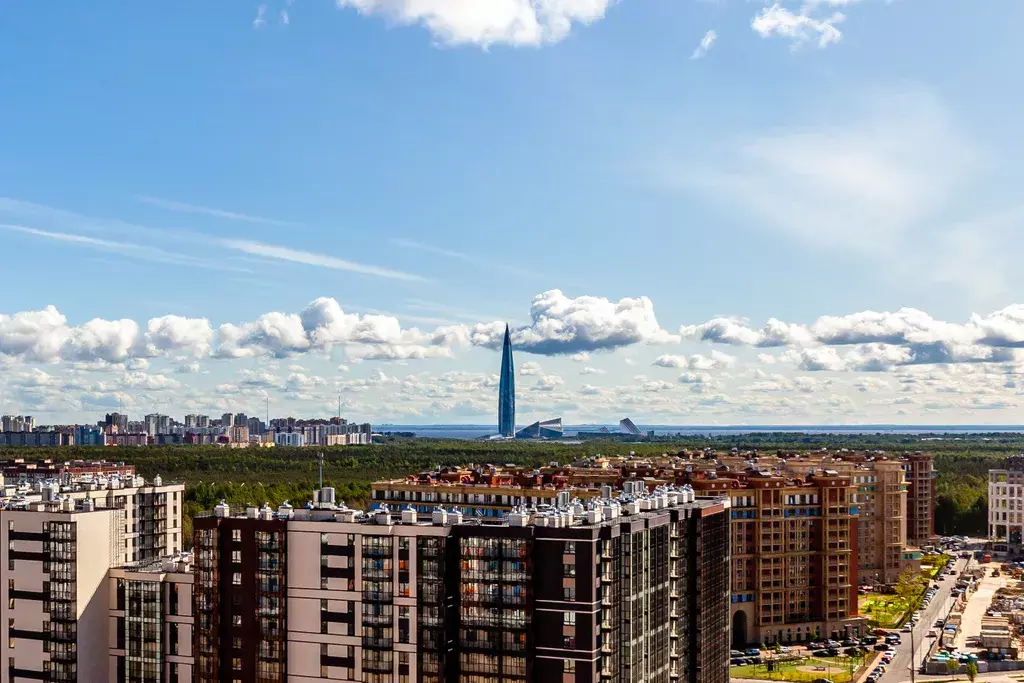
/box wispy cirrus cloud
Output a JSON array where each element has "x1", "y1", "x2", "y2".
[
  {"x1": 658, "y1": 87, "x2": 1007, "y2": 301},
  {"x1": 0, "y1": 224, "x2": 249, "y2": 273},
  {"x1": 224, "y1": 239, "x2": 426, "y2": 282},
  {"x1": 691, "y1": 30, "x2": 717, "y2": 59},
  {"x1": 136, "y1": 195, "x2": 292, "y2": 226},
  {"x1": 390, "y1": 238, "x2": 539, "y2": 279}
]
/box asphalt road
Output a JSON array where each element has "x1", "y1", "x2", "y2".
[{"x1": 877, "y1": 554, "x2": 971, "y2": 683}]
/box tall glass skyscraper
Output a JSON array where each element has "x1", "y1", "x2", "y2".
[{"x1": 498, "y1": 324, "x2": 515, "y2": 437}]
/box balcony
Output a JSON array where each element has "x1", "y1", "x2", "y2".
[
  {"x1": 363, "y1": 590, "x2": 393, "y2": 603},
  {"x1": 362, "y1": 613, "x2": 393, "y2": 626}
]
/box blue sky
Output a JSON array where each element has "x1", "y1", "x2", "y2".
[{"x1": 2, "y1": 0, "x2": 1024, "y2": 426}]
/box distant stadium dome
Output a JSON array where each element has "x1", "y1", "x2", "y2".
[{"x1": 514, "y1": 418, "x2": 562, "y2": 440}]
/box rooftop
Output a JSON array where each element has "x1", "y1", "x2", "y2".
[{"x1": 201, "y1": 483, "x2": 726, "y2": 531}]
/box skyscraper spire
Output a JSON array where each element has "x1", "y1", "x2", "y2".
[{"x1": 498, "y1": 324, "x2": 515, "y2": 437}]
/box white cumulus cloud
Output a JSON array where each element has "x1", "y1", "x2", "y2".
[
  {"x1": 333, "y1": 0, "x2": 617, "y2": 48},
  {"x1": 752, "y1": 3, "x2": 844, "y2": 49},
  {"x1": 471, "y1": 289, "x2": 679, "y2": 355}
]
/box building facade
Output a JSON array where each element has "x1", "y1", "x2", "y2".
[
  {"x1": 193, "y1": 486, "x2": 730, "y2": 683},
  {"x1": 2, "y1": 502, "x2": 125, "y2": 681},
  {"x1": 989, "y1": 455, "x2": 1024, "y2": 550},
  {"x1": 689, "y1": 470, "x2": 865, "y2": 647},
  {"x1": 904, "y1": 453, "x2": 936, "y2": 545},
  {"x1": 108, "y1": 557, "x2": 195, "y2": 683}
]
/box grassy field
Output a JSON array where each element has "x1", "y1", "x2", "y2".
[{"x1": 731, "y1": 655, "x2": 864, "y2": 682}]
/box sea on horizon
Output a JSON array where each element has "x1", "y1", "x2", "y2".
[{"x1": 374, "y1": 423, "x2": 1024, "y2": 440}]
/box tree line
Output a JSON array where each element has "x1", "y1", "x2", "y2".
[{"x1": 0, "y1": 432, "x2": 1016, "y2": 540}]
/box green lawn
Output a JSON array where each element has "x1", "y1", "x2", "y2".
[
  {"x1": 859, "y1": 592, "x2": 912, "y2": 628},
  {"x1": 730, "y1": 655, "x2": 865, "y2": 683},
  {"x1": 861, "y1": 554, "x2": 951, "y2": 628}
]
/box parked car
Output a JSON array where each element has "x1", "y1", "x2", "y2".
[
  {"x1": 825, "y1": 647, "x2": 840, "y2": 657},
  {"x1": 842, "y1": 639, "x2": 857, "y2": 647},
  {"x1": 902, "y1": 625, "x2": 912, "y2": 632},
  {"x1": 745, "y1": 648, "x2": 761, "y2": 656},
  {"x1": 860, "y1": 636, "x2": 879, "y2": 645},
  {"x1": 844, "y1": 647, "x2": 860, "y2": 657},
  {"x1": 874, "y1": 643, "x2": 890, "y2": 651},
  {"x1": 824, "y1": 639, "x2": 840, "y2": 648},
  {"x1": 731, "y1": 650, "x2": 744, "y2": 658}
]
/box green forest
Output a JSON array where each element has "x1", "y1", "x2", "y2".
[{"x1": 0, "y1": 432, "x2": 1015, "y2": 544}]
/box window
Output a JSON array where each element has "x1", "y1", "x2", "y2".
[
  {"x1": 563, "y1": 612, "x2": 576, "y2": 626},
  {"x1": 232, "y1": 573, "x2": 242, "y2": 585},
  {"x1": 232, "y1": 550, "x2": 241, "y2": 563},
  {"x1": 564, "y1": 541, "x2": 575, "y2": 554},
  {"x1": 564, "y1": 660, "x2": 576, "y2": 673},
  {"x1": 232, "y1": 529, "x2": 242, "y2": 542}
]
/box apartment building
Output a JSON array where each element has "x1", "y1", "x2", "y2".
[
  {"x1": 778, "y1": 456, "x2": 919, "y2": 585},
  {"x1": 1, "y1": 471, "x2": 185, "y2": 568},
  {"x1": 988, "y1": 455, "x2": 1024, "y2": 550},
  {"x1": 1, "y1": 493, "x2": 194, "y2": 683},
  {"x1": 371, "y1": 466, "x2": 609, "y2": 519},
  {"x1": 1, "y1": 500, "x2": 125, "y2": 681},
  {"x1": 0, "y1": 416, "x2": 33, "y2": 433},
  {"x1": 904, "y1": 453, "x2": 936, "y2": 546},
  {"x1": 686, "y1": 469, "x2": 865, "y2": 647},
  {"x1": 0, "y1": 458, "x2": 135, "y2": 482},
  {"x1": 0, "y1": 431, "x2": 74, "y2": 447},
  {"x1": 193, "y1": 484, "x2": 731, "y2": 683},
  {"x1": 109, "y1": 555, "x2": 195, "y2": 683},
  {"x1": 57, "y1": 475, "x2": 185, "y2": 566}
]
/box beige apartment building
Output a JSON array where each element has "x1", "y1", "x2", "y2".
[
  {"x1": 108, "y1": 556, "x2": 195, "y2": 682},
  {"x1": 2, "y1": 501, "x2": 124, "y2": 682},
  {"x1": 0, "y1": 473, "x2": 191, "y2": 683},
  {"x1": 689, "y1": 470, "x2": 866, "y2": 646},
  {"x1": 779, "y1": 456, "x2": 920, "y2": 585},
  {"x1": 61, "y1": 476, "x2": 186, "y2": 565}
]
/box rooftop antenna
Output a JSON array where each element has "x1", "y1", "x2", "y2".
[
  {"x1": 266, "y1": 394, "x2": 270, "y2": 424},
  {"x1": 337, "y1": 395, "x2": 341, "y2": 420}
]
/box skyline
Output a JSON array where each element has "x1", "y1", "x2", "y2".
[{"x1": 2, "y1": 2, "x2": 1024, "y2": 424}]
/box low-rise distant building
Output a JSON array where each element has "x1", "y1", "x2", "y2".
[
  {"x1": 0, "y1": 430, "x2": 74, "y2": 447},
  {"x1": 105, "y1": 433, "x2": 150, "y2": 447}
]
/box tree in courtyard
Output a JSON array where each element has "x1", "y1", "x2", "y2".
[
  {"x1": 965, "y1": 660, "x2": 978, "y2": 683},
  {"x1": 945, "y1": 657, "x2": 959, "y2": 681},
  {"x1": 896, "y1": 567, "x2": 922, "y2": 611}
]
